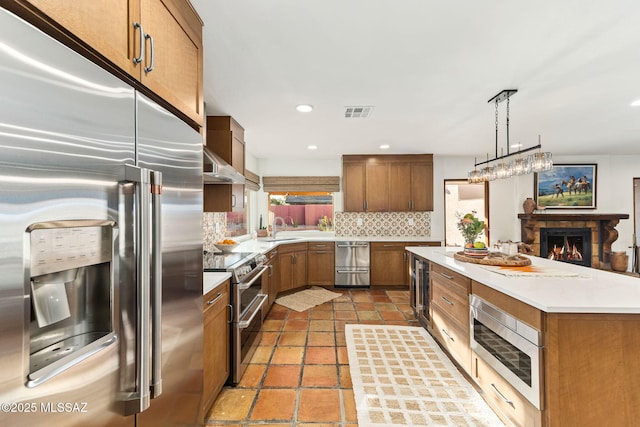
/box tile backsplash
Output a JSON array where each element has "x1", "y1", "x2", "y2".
[
  {"x1": 334, "y1": 211, "x2": 431, "y2": 238},
  {"x1": 203, "y1": 212, "x2": 227, "y2": 252}
]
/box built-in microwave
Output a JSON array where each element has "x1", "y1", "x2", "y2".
[{"x1": 470, "y1": 295, "x2": 544, "y2": 410}]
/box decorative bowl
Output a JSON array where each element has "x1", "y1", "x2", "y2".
[
  {"x1": 463, "y1": 247, "x2": 489, "y2": 258},
  {"x1": 214, "y1": 243, "x2": 238, "y2": 253}
]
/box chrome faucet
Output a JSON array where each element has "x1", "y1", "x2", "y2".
[{"x1": 273, "y1": 216, "x2": 286, "y2": 238}]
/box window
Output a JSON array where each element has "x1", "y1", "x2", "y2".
[{"x1": 268, "y1": 192, "x2": 333, "y2": 231}]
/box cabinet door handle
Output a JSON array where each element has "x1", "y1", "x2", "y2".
[
  {"x1": 268, "y1": 264, "x2": 273, "y2": 278},
  {"x1": 207, "y1": 292, "x2": 223, "y2": 305},
  {"x1": 490, "y1": 383, "x2": 515, "y2": 408},
  {"x1": 441, "y1": 328, "x2": 454, "y2": 342},
  {"x1": 439, "y1": 272, "x2": 455, "y2": 280},
  {"x1": 440, "y1": 295, "x2": 454, "y2": 306},
  {"x1": 144, "y1": 33, "x2": 155, "y2": 73},
  {"x1": 133, "y1": 22, "x2": 145, "y2": 64},
  {"x1": 227, "y1": 304, "x2": 233, "y2": 323},
  {"x1": 231, "y1": 194, "x2": 236, "y2": 207}
]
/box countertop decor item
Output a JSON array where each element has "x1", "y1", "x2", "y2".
[
  {"x1": 523, "y1": 197, "x2": 536, "y2": 214},
  {"x1": 611, "y1": 251, "x2": 629, "y2": 272},
  {"x1": 454, "y1": 251, "x2": 532, "y2": 266},
  {"x1": 457, "y1": 211, "x2": 485, "y2": 246}
]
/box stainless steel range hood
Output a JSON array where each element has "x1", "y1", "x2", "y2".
[{"x1": 203, "y1": 146, "x2": 245, "y2": 184}]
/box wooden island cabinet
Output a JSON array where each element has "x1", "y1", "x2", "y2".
[
  {"x1": 8, "y1": 0, "x2": 204, "y2": 127},
  {"x1": 410, "y1": 247, "x2": 640, "y2": 427}
]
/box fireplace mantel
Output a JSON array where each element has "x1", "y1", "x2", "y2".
[{"x1": 518, "y1": 213, "x2": 629, "y2": 269}]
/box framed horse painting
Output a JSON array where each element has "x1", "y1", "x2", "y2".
[{"x1": 534, "y1": 163, "x2": 597, "y2": 209}]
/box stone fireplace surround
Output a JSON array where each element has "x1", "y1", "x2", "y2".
[{"x1": 518, "y1": 213, "x2": 629, "y2": 269}]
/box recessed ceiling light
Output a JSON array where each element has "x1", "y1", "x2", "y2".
[
  {"x1": 296, "y1": 104, "x2": 313, "y2": 113},
  {"x1": 307, "y1": 145, "x2": 318, "y2": 150},
  {"x1": 380, "y1": 144, "x2": 390, "y2": 150},
  {"x1": 631, "y1": 99, "x2": 640, "y2": 107}
]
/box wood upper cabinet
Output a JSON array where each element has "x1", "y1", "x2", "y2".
[
  {"x1": 202, "y1": 279, "x2": 230, "y2": 416},
  {"x1": 278, "y1": 242, "x2": 308, "y2": 292},
  {"x1": 342, "y1": 154, "x2": 433, "y2": 212},
  {"x1": 14, "y1": 0, "x2": 204, "y2": 127},
  {"x1": 307, "y1": 242, "x2": 335, "y2": 286},
  {"x1": 206, "y1": 116, "x2": 246, "y2": 175}
]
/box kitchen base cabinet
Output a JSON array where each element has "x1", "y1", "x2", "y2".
[
  {"x1": 431, "y1": 306, "x2": 470, "y2": 372},
  {"x1": 278, "y1": 242, "x2": 308, "y2": 293},
  {"x1": 371, "y1": 241, "x2": 440, "y2": 287},
  {"x1": 202, "y1": 279, "x2": 230, "y2": 416},
  {"x1": 307, "y1": 242, "x2": 334, "y2": 286},
  {"x1": 263, "y1": 248, "x2": 279, "y2": 317},
  {"x1": 473, "y1": 353, "x2": 542, "y2": 427}
]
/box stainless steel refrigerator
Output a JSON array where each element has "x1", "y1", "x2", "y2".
[{"x1": 0, "y1": 8, "x2": 204, "y2": 427}]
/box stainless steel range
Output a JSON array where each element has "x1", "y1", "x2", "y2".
[{"x1": 204, "y1": 251, "x2": 267, "y2": 384}]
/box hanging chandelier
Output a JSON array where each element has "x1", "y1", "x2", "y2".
[{"x1": 468, "y1": 89, "x2": 552, "y2": 183}]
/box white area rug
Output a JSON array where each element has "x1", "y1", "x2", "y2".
[
  {"x1": 346, "y1": 324, "x2": 504, "y2": 426},
  {"x1": 274, "y1": 286, "x2": 342, "y2": 312}
]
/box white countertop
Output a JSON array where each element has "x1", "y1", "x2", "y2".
[
  {"x1": 406, "y1": 246, "x2": 640, "y2": 314},
  {"x1": 203, "y1": 272, "x2": 232, "y2": 295}
]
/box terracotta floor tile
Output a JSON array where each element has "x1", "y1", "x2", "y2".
[
  {"x1": 372, "y1": 295, "x2": 391, "y2": 302},
  {"x1": 333, "y1": 294, "x2": 352, "y2": 302},
  {"x1": 396, "y1": 303, "x2": 412, "y2": 312},
  {"x1": 207, "y1": 388, "x2": 256, "y2": 421},
  {"x1": 288, "y1": 310, "x2": 311, "y2": 319},
  {"x1": 266, "y1": 304, "x2": 288, "y2": 319},
  {"x1": 358, "y1": 310, "x2": 382, "y2": 320},
  {"x1": 250, "y1": 389, "x2": 297, "y2": 421},
  {"x1": 386, "y1": 320, "x2": 412, "y2": 326},
  {"x1": 301, "y1": 365, "x2": 338, "y2": 387},
  {"x1": 380, "y1": 310, "x2": 407, "y2": 321},
  {"x1": 351, "y1": 292, "x2": 372, "y2": 302},
  {"x1": 309, "y1": 319, "x2": 334, "y2": 331},
  {"x1": 359, "y1": 319, "x2": 385, "y2": 325},
  {"x1": 336, "y1": 346, "x2": 349, "y2": 364},
  {"x1": 311, "y1": 309, "x2": 334, "y2": 320},
  {"x1": 339, "y1": 365, "x2": 352, "y2": 388},
  {"x1": 335, "y1": 332, "x2": 346, "y2": 346},
  {"x1": 260, "y1": 331, "x2": 279, "y2": 346},
  {"x1": 375, "y1": 302, "x2": 398, "y2": 311},
  {"x1": 342, "y1": 389, "x2": 358, "y2": 422},
  {"x1": 297, "y1": 389, "x2": 341, "y2": 422},
  {"x1": 354, "y1": 302, "x2": 375, "y2": 311},
  {"x1": 250, "y1": 346, "x2": 274, "y2": 364},
  {"x1": 237, "y1": 364, "x2": 265, "y2": 388},
  {"x1": 283, "y1": 318, "x2": 309, "y2": 331},
  {"x1": 334, "y1": 310, "x2": 357, "y2": 321},
  {"x1": 278, "y1": 331, "x2": 307, "y2": 346},
  {"x1": 333, "y1": 302, "x2": 355, "y2": 311},
  {"x1": 262, "y1": 318, "x2": 285, "y2": 331},
  {"x1": 263, "y1": 364, "x2": 301, "y2": 388},
  {"x1": 307, "y1": 331, "x2": 335, "y2": 347},
  {"x1": 305, "y1": 346, "x2": 336, "y2": 364},
  {"x1": 271, "y1": 346, "x2": 304, "y2": 364}
]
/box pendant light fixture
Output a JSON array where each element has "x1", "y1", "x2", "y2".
[{"x1": 468, "y1": 89, "x2": 553, "y2": 183}]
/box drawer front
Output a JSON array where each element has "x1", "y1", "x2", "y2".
[
  {"x1": 370, "y1": 241, "x2": 405, "y2": 250},
  {"x1": 431, "y1": 263, "x2": 470, "y2": 293},
  {"x1": 279, "y1": 242, "x2": 308, "y2": 254},
  {"x1": 308, "y1": 242, "x2": 334, "y2": 251},
  {"x1": 204, "y1": 280, "x2": 230, "y2": 314},
  {"x1": 473, "y1": 353, "x2": 542, "y2": 427},
  {"x1": 431, "y1": 276, "x2": 468, "y2": 330},
  {"x1": 431, "y1": 305, "x2": 470, "y2": 372}
]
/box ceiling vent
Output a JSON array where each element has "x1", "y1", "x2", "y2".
[{"x1": 344, "y1": 106, "x2": 374, "y2": 118}]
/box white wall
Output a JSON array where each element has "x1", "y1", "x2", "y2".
[{"x1": 249, "y1": 153, "x2": 638, "y2": 258}]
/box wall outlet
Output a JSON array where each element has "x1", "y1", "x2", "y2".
[
  {"x1": 357, "y1": 218, "x2": 363, "y2": 226},
  {"x1": 408, "y1": 218, "x2": 415, "y2": 226},
  {"x1": 215, "y1": 223, "x2": 220, "y2": 233}
]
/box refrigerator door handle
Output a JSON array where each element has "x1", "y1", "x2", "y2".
[
  {"x1": 123, "y1": 164, "x2": 152, "y2": 414},
  {"x1": 149, "y1": 170, "x2": 163, "y2": 398}
]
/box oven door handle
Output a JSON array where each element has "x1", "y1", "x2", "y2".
[
  {"x1": 237, "y1": 294, "x2": 267, "y2": 329},
  {"x1": 236, "y1": 266, "x2": 268, "y2": 291}
]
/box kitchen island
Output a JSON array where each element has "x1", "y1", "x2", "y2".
[{"x1": 406, "y1": 246, "x2": 640, "y2": 427}]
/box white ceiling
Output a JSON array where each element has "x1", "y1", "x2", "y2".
[{"x1": 190, "y1": 0, "x2": 640, "y2": 161}]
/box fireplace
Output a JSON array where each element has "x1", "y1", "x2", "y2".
[
  {"x1": 518, "y1": 213, "x2": 628, "y2": 270},
  {"x1": 540, "y1": 228, "x2": 592, "y2": 267}
]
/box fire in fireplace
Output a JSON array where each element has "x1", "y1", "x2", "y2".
[{"x1": 540, "y1": 228, "x2": 592, "y2": 267}]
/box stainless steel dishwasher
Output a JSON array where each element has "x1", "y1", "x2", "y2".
[{"x1": 335, "y1": 241, "x2": 370, "y2": 287}]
